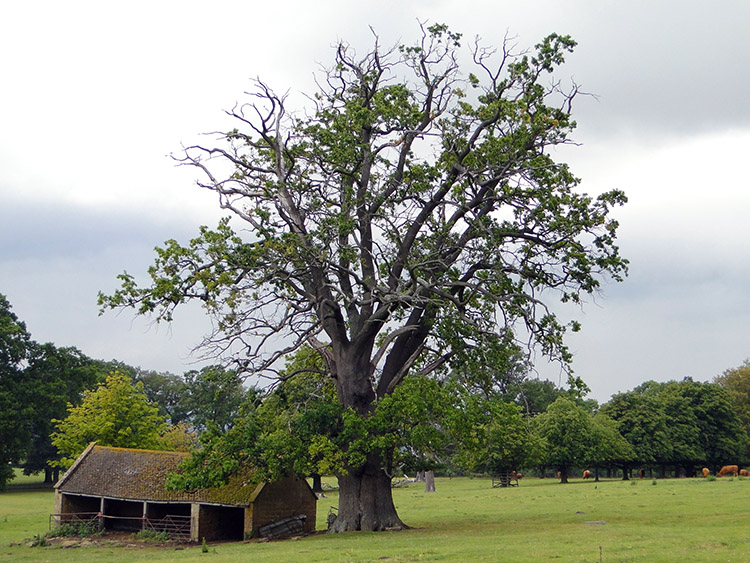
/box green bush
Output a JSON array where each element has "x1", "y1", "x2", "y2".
[
  {"x1": 132, "y1": 529, "x2": 171, "y2": 542},
  {"x1": 47, "y1": 519, "x2": 103, "y2": 538}
]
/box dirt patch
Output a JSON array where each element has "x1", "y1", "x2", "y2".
[{"x1": 42, "y1": 531, "x2": 190, "y2": 550}]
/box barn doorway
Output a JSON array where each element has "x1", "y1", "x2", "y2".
[{"x1": 198, "y1": 505, "x2": 245, "y2": 540}]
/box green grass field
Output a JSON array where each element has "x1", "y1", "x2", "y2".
[{"x1": 2, "y1": 476, "x2": 750, "y2": 562}]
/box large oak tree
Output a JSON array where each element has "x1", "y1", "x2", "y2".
[{"x1": 100, "y1": 24, "x2": 627, "y2": 531}]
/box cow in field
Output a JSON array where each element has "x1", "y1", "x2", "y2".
[
  {"x1": 582, "y1": 470, "x2": 592, "y2": 479},
  {"x1": 740, "y1": 469, "x2": 749, "y2": 477},
  {"x1": 718, "y1": 465, "x2": 739, "y2": 477},
  {"x1": 515, "y1": 472, "x2": 524, "y2": 479},
  {"x1": 702, "y1": 467, "x2": 710, "y2": 478}
]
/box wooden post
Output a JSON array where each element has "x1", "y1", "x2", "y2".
[{"x1": 424, "y1": 471, "x2": 436, "y2": 492}]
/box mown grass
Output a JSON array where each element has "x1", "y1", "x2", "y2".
[
  {"x1": 2, "y1": 476, "x2": 750, "y2": 561},
  {"x1": 6, "y1": 468, "x2": 49, "y2": 486}
]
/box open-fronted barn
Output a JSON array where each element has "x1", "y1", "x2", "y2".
[{"x1": 53, "y1": 443, "x2": 316, "y2": 541}]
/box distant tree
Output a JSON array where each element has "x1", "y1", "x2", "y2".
[
  {"x1": 20, "y1": 344, "x2": 102, "y2": 482},
  {"x1": 181, "y1": 366, "x2": 247, "y2": 432},
  {"x1": 134, "y1": 369, "x2": 190, "y2": 425},
  {"x1": 603, "y1": 379, "x2": 746, "y2": 477},
  {"x1": 535, "y1": 396, "x2": 596, "y2": 482},
  {"x1": 451, "y1": 393, "x2": 543, "y2": 475},
  {"x1": 159, "y1": 422, "x2": 200, "y2": 452},
  {"x1": 51, "y1": 372, "x2": 168, "y2": 467},
  {"x1": 585, "y1": 412, "x2": 634, "y2": 479},
  {"x1": 0, "y1": 293, "x2": 33, "y2": 489},
  {"x1": 600, "y1": 389, "x2": 673, "y2": 477},
  {"x1": 715, "y1": 360, "x2": 750, "y2": 437},
  {"x1": 666, "y1": 379, "x2": 746, "y2": 471},
  {"x1": 513, "y1": 379, "x2": 567, "y2": 416}
]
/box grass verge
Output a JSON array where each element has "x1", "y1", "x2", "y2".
[{"x1": 2, "y1": 476, "x2": 749, "y2": 561}]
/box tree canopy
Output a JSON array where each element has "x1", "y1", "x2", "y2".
[
  {"x1": 602, "y1": 379, "x2": 746, "y2": 475},
  {"x1": 0, "y1": 293, "x2": 33, "y2": 489},
  {"x1": 99, "y1": 24, "x2": 627, "y2": 531},
  {"x1": 715, "y1": 360, "x2": 750, "y2": 438},
  {"x1": 51, "y1": 372, "x2": 168, "y2": 467},
  {"x1": 534, "y1": 396, "x2": 596, "y2": 482},
  {"x1": 20, "y1": 343, "x2": 102, "y2": 480}
]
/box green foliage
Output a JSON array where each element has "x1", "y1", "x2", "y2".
[
  {"x1": 47, "y1": 519, "x2": 103, "y2": 538},
  {"x1": 169, "y1": 350, "x2": 460, "y2": 488},
  {"x1": 99, "y1": 24, "x2": 628, "y2": 529},
  {"x1": 0, "y1": 293, "x2": 108, "y2": 488},
  {"x1": 134, "y1": 369, "x2": 190, "y2": 425},
  {"x1": 20, "y1": 344, "x2": 103, "y2": 477},
  {"x1": 51, "y1": 372, "x2": 168, "y2": 467},
  {"x1": 158, "y1": 422, "x2": 200, "y2": 452},
  {"x1": 533, "y1": 396, "x2": 626, "y2": 478},
  {"x1": 715, "y1": 359, "x2": 750, "y2": 437},
  {"x1": 602, "y1": 379, "x2": 746, "y2": 470},
  {"x1": 182, "y1": 365, "x2": 248, "y2": 432},
  {"x1": 131, "y1": 529, "x2": 172, "y2": 542},
  {"x1": 535, "y1": 396, "x2": 593, "y2": 476},
  {"x1": 0, "y1": 293, "x2": 33, "y2": 490},
  {"x1": 587, "y1": 412, "x2": 634, "y2": 468},
  {"x1": 600, "y1": 389, "x2": 672, "y2": 466},
  {"x1": 450, "y1": 391, "x2": 544, "y2": 473}
]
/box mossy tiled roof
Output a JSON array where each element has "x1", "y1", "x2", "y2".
[{"x1": 56, "y1": 444, "x2": 262, "y2": 507}]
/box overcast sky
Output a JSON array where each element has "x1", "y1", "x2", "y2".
[{"x1": 2, "y1": 0, "x2": 749, "y2": 403}]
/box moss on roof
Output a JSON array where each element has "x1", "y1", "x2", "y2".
[{"x1": 56, "y1": 444, "x2": 263, "y2": 507}]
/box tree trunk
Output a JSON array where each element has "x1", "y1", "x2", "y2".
[
  {"x1": 311, "y1": 473, "x2": 323, "y2": 493},
  {"x1": 44, "y1": 466, "x2": 53, "y2": 484},
  {"x1": 328, "y1": 344, "x2": 407, "y2": 532},
  {"x1": 559, "y1": 468, "x2": 568, "y2": 483},
  {"x1": 424, "y1": 470, "x2": 436, "y2": 492},
  {"x1": 330, "y1": 456, "x2": 406, "y2": 532},
  {"x1": 415, "y1": 470, "x2": 425, "y2": 482}
]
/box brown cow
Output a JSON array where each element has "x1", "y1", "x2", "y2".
[
  {"x1": 740, "y1": 469, "x2": 749, "y2": 477},
  {"x1": 515, "y1": 472, "x2": 524, "y2": 479},
  {"x1": 582, "y1": 470, "x2": 592, "y2": 479},
  {"x1": 718, "y1": 465, "x2": 739, "y2": 477},
  {"x1": 702, "y1": 467, "x2": 710, "y2": 478}
]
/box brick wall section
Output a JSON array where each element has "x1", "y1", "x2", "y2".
[{"x1": 250, "y1": 476, "x2": 316, "y2": 534}]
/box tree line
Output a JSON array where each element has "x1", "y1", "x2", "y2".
[
  {"x1": 4, "y1": 289, "x2": 748, "y2": 495},
  {"x1": 0, "y1": 292, "x2": 253, "y2": 489},
  {"x1": 164, "y1": 345, "x2": 750, "y2": 490}
]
